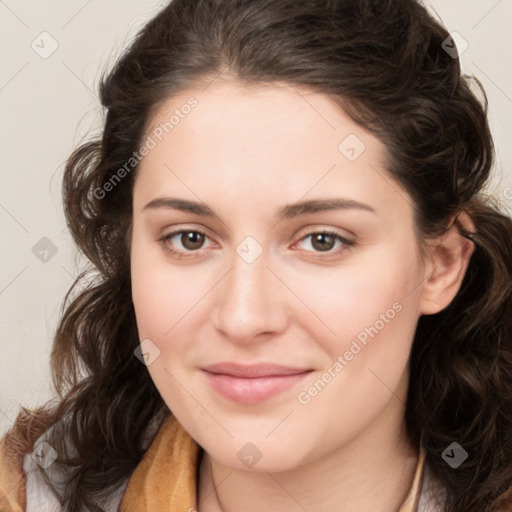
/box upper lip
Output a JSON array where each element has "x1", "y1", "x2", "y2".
[{"x1": 202, "y1": 362, "x2": 312, "y2": 378}]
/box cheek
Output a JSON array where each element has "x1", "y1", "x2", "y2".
[
  {"x1": 312, "y1": 244, "x2": 423, "y2": 353},
  {"x1": 297, "y1": 244, "x2": 423, "y2": 412},
  {"x1": 130, "y1": 235, "x2": 213, "y2": 405},
  {"x1": 130, "y1": 232, "x2": 198, "y2": 339},
  {"x1": 292, "y1": 258, "x2": 422, "y2": 447},
  {"x1": 130, "y1": 247, "x2": 198, "y2": 412}
]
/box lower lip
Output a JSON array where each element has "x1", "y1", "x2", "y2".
[{"x1": 203, "y1": 370, "x2": 312, "y2": 404}]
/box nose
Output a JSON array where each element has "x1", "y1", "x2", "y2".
[{"x1": 212, "y1": 245, "x2": 288, "y2": 344}]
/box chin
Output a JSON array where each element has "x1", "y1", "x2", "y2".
[{"x1": 208, "y1": 441, "x2": 306, "y2": 474}]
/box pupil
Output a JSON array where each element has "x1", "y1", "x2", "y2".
[
  {"x1": 313, "y1": 233, "x2": 333, "y2": 252},
  {"x1": 184, "y1": 232, "x2": 203, "y2": 249}
]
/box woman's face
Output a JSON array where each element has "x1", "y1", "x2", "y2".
[{"x1": 130, "y1": 80, "x2": 428, "y2": 472}]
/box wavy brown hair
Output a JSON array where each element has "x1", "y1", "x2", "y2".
[{"x1": 2, "y1": 0, "x2": 512, "y2": 511}]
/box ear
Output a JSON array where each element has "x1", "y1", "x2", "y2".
[{"x1": 419, "y1": 211, "x2": 476, "y2": 316}]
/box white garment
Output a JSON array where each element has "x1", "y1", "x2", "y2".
[{"x1": 22, "y1": 410, "x2": 165, "y2": 511}]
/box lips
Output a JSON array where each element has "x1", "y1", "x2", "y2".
[
  {"x1": 203, "y1": 362, "x2": 311, "y2": 378},
  {"x1": 202, "y1": 362, "x2": 312, "y2": 403}
]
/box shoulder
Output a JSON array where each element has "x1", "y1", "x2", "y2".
[
  {"x1": 0, "y1": 407, "x2": 64, "y2": 512},
  {"x1": 417, "y1": 461, "x2": 449, "y2": 512},
  {"x1": 0, "y1": 426, "x2": 29, "y2": 511},
  {"x1": 1, "y1": 407, "x2": 170, "y2": 512}
]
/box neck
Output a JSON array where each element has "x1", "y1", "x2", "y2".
[{"x1": 197, "y1": 386, "x2": 419, "y2": 512}]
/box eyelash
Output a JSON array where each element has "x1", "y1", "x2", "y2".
[{"x1": 157, "y1": 228, "x2": 356, "y2": 261}]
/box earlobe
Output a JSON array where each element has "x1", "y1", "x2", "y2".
[{"x1": 419, "y1": 211, "x2": 476, "y2": 316}]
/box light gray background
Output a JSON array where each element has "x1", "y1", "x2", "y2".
[{"x1": 1, "y1": 0, "x2": 511, "y2": 436}]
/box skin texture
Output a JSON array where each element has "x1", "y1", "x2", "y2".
[{"x1": 130, "y1": 79, "x2": 475, "y2": 512}]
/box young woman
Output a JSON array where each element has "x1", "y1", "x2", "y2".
[{"x1": 1, "y1": 0, "x2": 512, "y2": 511}]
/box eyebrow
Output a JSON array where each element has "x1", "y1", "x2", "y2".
[{"x1": 142, "y1": 197, "x2": 376, "y2": 220}]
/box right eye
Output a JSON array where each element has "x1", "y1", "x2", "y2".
[{"x1": 158, "y1": 229, "x2": 214, "y2": 259}]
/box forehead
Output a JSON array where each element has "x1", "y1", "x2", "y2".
[
  {"x1": 143, "y1": 80, "x2": 376, "y2": 158},
  {"x1": 133, "y1": 80, "x2": 408, "y2": 220}
]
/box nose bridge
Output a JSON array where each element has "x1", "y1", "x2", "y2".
[{"x1": 213, "y1": 239, "x2": 285, "y2": 340}]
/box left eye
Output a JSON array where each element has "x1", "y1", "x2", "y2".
[{"x1": 294, "y1": 230, "x2": 354, "y2": 256}]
